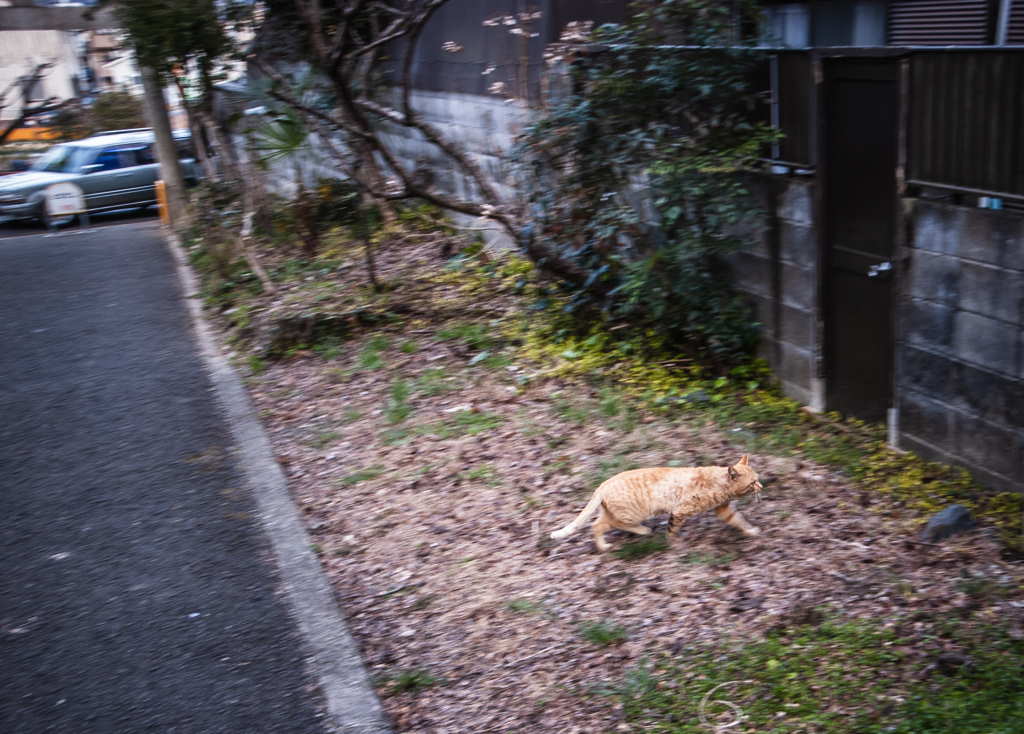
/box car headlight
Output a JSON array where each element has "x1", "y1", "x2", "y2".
[{"x1": 0, "y1": 193, "x2": 27, "y2": 205}]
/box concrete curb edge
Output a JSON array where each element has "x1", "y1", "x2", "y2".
[{"x1": 164, "y1": 229, "x2": 391, "y2": 734}]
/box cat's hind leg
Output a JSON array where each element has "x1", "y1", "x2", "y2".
[
  {"x1": 666, "y1": 510, "x2": 689, "y2": 541},
  {"x1": 591, "y1": 507, "x2": 614, "y2": 552},
  {"x1": 610, "y1": 518, "x2": 652, "y2": 536},
  {"x1": 715, "y1": 501, "x2": 760, "y2": 535}
]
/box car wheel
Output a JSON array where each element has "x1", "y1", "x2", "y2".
[{"x1": 43, "y1": 211, "x2": 76, "y2": 229}]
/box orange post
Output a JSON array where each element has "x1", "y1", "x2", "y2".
[{"x1": 154, "y1": 180, "x2": 170, "y2": 226}]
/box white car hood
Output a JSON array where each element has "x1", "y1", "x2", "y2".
[{"x1": 0, "y1": 170, "x2": 75, "y2": 193}]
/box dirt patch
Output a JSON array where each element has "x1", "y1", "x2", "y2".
[{"x1": 206, "y1": 233, "x2": 1024, "y2": 733}]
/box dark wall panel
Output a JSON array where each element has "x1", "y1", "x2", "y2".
[
  {"x1": 908, "y1": 51, "x2": 1024, "y2": 196},
  {"x1": 776, "y1": 51, "x2": 812, "y2": 165}
]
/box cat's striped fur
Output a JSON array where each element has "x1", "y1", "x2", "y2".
[{"x1": 550, "y1": 455, "x2": 763, "y2": 551}]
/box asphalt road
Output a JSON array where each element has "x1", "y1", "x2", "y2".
[{"x1": 0, "y1": 222, "x2": 330, "y2": 733}]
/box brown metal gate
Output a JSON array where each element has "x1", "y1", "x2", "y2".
[{"x1": 822, "y1": 59, "x2": 901, "y2": 421}]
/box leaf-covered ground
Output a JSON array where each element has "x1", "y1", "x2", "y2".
[{"x1": 195, "y1": 220, "x2": 1024, "y2": 733}]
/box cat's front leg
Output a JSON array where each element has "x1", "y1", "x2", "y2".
[
  {"x1": 666, "y1": 510, "x2": 688, "y2": 541},
  {"x1": 715, "y1": 501, "x2": 760, "y2": 535}
]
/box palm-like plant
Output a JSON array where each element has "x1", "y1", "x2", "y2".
[{"x1": 254, "y1": 105, "x2": 320, "y2": 256}]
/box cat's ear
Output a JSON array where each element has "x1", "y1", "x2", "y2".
[
  {"x1": 728, "y1": 466, "x2": 740, "y2": 481},
  {"x1": 739, "y1": 454, "x2": 749, "y2": 466}
]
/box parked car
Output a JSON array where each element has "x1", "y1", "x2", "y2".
[{"x1": 0, "y1": 128, "x2": 198, "y2": 225}]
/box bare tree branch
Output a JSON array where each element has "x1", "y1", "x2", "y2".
[
  {"x1": 294, "y1": 0, "x2": 329, "y2": 60},
  {"x1": 254, "y1": 0, "x2": 596, "y2": 289},
  {"x1": 0, "y1": 61, "x2": 71, "y2": 145}
]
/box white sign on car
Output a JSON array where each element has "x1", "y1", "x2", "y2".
[{"x1": 44, "y1": 182, "x2": 86, "y2": 217}]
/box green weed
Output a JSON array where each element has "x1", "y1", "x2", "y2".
[
  {"x1": 420, "y1": 410, "x2": 504, "y2": 439},
  {"x1": 462, "y1": 464, "x2": 497, "y2": 484},
  {"x1": 482, "y1": 352, "x2": 514, "y2": 368},
  {"x1": 436, "y1": 321, "x2": 493, "y2": 350},
  {"x1": 679, "y1": 551, "x2": 735, "y2": 567},
  {"x1": 612, "y1": 534, "x2": 669, "y2": 559},
  {"x1": 554, "y1": 398, "x2": 589, "y2": 425},
  {"x1": 507, "y1": 599, "x2": 544, "y2": 615},
  {"x1": 578, "y1": 620, "x2": 628, "y2": 646},
  {"x1": 358, "y1": 335, "x2": 389, "y2": 370},
  {"x1": 307, "y1": 430, "x2": 341, "y2": 450},
  {"x1": 400, "y1": 340, "x2": 418, "y2": 353},
  {"x1": 247, "y1": 355, "x2": 266, "y2": 373},
  {"x1": 359, "y1": 349, "x2": 385, "y2": 370},
  {"x1": 590, "y1": 456, "x2": 640, "y2": 487},
  {"x1": 324, "y1": 366, "x2": 350, "y2": 384},
  {"x1": 617, "y1": 619, "x2": 1024, "y2": 734},
  {"x1": 342, "y1": 465, "x2": 385, "y2": 485},
  {"x1": 382, "y1": 669, "x2": 439, "y2": 695},
  {"x1": 385, "y1": 380, "x2": 413, "y2": 424},
  {"x1": 416, "y1": 367, "x2": 456, "y2": 396},
  {"x1": 599, "y1": 388, "x2": 622, "y2": 417},
  {"x1": 313, "y1": 335, "x2": 343, "y2": 360},
  {"x1": 380, "y1": 426, "x2": 412, "y2": 445}
]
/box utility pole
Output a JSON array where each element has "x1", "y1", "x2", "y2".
[{"x1": 140, "y1": 67, "x2": 188, "y2": 229}]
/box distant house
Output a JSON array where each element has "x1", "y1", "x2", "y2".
[
  {"x1": 0, "y1": 29, "x2": 83, "y2": 128},
  {"x1": 85, "y1": 30, "x2": 143, "y2": 96}
]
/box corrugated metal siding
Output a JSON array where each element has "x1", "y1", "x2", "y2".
[
  {"x1": 1006, "y1": 1, "x2": 1024, "y2": 45},
  {"x1": 888, "y1": 0, "x2": 992, "y2": 45},
  {"x1": 908, "y1": 52, "x2": 1024, "y2": 195}
]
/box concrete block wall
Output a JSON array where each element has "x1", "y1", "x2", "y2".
[
  {"x1": 898, "y1": 199, "x2": 1024, "y2": 493},
  {"x1": 375, "y1": 89, "x2": 531, "y2": 246},
  {"x1": 726, "y1": 177, "x2": 824, "y2": 410}
]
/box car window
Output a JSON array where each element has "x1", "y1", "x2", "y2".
[
  {"x1": 136, "y1": 145, "x2": 156, "y2": 165},
  {"x1": 31, "y1": 145, "x2": 89, "y2": 173},
  {"x1": 93, "y1": 147, "x2": 131, "y2": 171}
]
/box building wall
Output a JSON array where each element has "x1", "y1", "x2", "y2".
[
  {"x1": 0, "y1": 30, "x2": 82, "y2": 121},
  {"x1": 725, "y1": 176, "x2": 825, "y2": 410},
  {"x1": 897, "y1": 198, "x2": 1024, "y2": 493},
  {"x1": 375, "y1": 88, "x2": 531, "y2": 246}
]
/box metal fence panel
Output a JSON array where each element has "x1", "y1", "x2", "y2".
[{"x1": 908, "y1": 51, "x2": 1024, "y2": 196}]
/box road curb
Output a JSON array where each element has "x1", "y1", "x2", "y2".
[{"x1": 164, "y1": 229, "x2": 391, "y2": 734}]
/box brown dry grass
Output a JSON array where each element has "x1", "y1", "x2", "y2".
[{"x1": 208, "y1": 232, "x2": 1023, "y2": 734}]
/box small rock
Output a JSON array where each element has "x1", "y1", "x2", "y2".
[
  {"x1": 919, "y1": 504, "x2": 975, "y2": 543},
  {"x1": 935, "y1": 651, "x2": 973, "y2": 675},
  {"x1": 729, "y1": 595, "x2": 766, "y2": 613},
  {"x1": 685, "y1": 390, "x2": 709, "y2": 404}
]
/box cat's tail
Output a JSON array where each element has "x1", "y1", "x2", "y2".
[{"x1": 550, "y1": 492, "x2": 603, "y2": 540}]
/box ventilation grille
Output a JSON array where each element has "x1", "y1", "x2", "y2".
[
  {"x1": 888, "y1": 0, "x2": 991, "y2": 46},
  {"x1": 1007, "y1": 1, "x2": 1024, "y2": 45}
]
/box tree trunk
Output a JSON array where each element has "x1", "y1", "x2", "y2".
[
  {"x1": 360, "y1": 199, "x2": 380, "y2": 291},
  {"x1": 174, "y1": 78, "x2": 217, "y2": 182},
  {"x1": 201, "y1": 112, "x2": 239, "y2": 182},
  {"x1": 139, "y1": 67, "x2": 188, "y2": 230},
  {"x1": 357, "y1": 140, "x2": 396, "y2": 225},
  {"x1": 294, "y1": 162, "x2": 319, "y2": 257}
]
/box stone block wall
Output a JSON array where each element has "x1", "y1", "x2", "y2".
[
  {"x1": 898, "y1": 199, "x2": 1024, "y2": 493},
  {"x1": 726, "y1": 177, "x2": 824, "y2": 410},
  {"x1": 376, "y1": 89, "x2": 531, "y2": 247}
]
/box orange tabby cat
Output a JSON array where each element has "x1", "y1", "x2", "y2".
[{"x1": 550, "y1": 455, "x2": 763, "y2": 551}]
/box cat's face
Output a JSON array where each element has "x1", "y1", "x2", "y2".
[{"x1": 728, "y1": 455, "x2": 762, "y2": 498}]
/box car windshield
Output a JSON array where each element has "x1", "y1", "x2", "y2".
[{"x1": 31, "y1": 145, "x2": 89, "y2": 173}]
